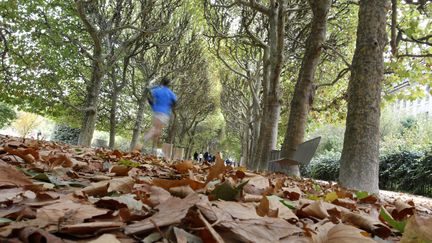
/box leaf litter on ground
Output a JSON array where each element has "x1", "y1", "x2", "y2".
[{"x1": 0, "y1": 135, "x2": 431, "y2": 242}]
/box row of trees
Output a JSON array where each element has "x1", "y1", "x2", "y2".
[
  {"x1": 0, "y1": 0, "x2": 219, "y2": 158},
  {"x1": 208, "y1": 0, "x2": 431, "y2": 193},
  {"x1": 1, "y1": 0, "x2": 431, "y2": 192}
]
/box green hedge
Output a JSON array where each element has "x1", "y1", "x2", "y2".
[
  {"x1": 52, "y1": 124, "x2": 80, "y2": 145},
  {"x1": 304, "y1": 150, "x2": 432, "y2": 197}
]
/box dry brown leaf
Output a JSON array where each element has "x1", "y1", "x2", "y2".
[
  {"x1": 196, "y1": 211, "x2": 224, "y2": 243},
  {"x1": 87, "y1": 234, "x2": 121, "y2": 243},
  {"x1": 243, "y1": 175, "x2": 270, "y2": 195},
  {"x1": 134, "y1": 183, "x2": 172, "y2": 207},
  {"x1": 108, "y1": 177, "x2": 134, "y2": 193},
  {"x1": 300, "y1": 200, "x2": 330, "y2": 219},
  {"x1": 45, "y1": 153, "x2": 73, "y2": 167},
  {"x1": 18, "y1": 227, "x2": 63, "y2": 243},
  {"x1": 243, "y1": 193, "x2": 263, "y2": 202},
  {"x1": 152, "y1": 178, "x2": 205, "y2": 191},
  {"x1": 0, "y1": 161, "x2": 33, "y2": 188},
  {"x1": 256, "y1": 195, "x2": 270, "y2": 217},
  {"x1": 400, "y1": 215, "x2": 432, "y2": 243},
  {"x1": 4, "y1": 146, "x2": 36, "y2": 163},
  {"x1": 316, "y1": 223, "x2": 376, "y2": 243},
  {"x1": 124, "y1": 193, "x2": 202, "y2": 235},
  {"x1": 332, "y1": 198, "x2": 357, "y2": 211},
  {"x1": 60, "y1": 221, "x2": 123, "y2": 234},
  {"x1": 37, "y1": 200, "x2": 109, "y2": 224},
  {"x1": 169, "y1": 185, "x2": 195, "y2": 198},
  {"x1": 392, "y1": 199, "x2": 415, "y2": 220},
  {"x1": 109, "y1": 165, "x2": 130, "y2": 176},
  {"x1": 341, "y1": 211, "x2": 391, "y2": 238},
  {"x1": 206, "y1": 153, "x2": 226, "y2": 183},
  {"x1": 267, "y1": 196, "x2": 298, "y2": 221},
  {"x1": 174, "y1": 160, "x2": 194, "y2": 174},
  {"x1": 80, "y1": 181, "x2": 109, "y2": 197},
  {"x1": 283, "y1": 186, "x2": 302, "y2": 201}
]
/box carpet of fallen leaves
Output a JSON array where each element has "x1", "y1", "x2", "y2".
[{"x1": 0, "y1": 135, "x2": 431, "y2": 243}]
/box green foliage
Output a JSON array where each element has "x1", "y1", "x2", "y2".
[
  {"x1": 0, "y1": 103, "x2": 17, "y2": 128},
  {"x1": 52, "y1": 124, "x2": 80, "y2": 145},
  {"x1": 307, "y1": 153, "x2": 340, "y2": 182},
  {"x1": 118, "y1": 159, "x2": 141, "y2": 168},
  {"x1": 379, "y1": 151, "x2": 432, "y2": 196},
  {"x1": 380, "y1": 206, "x2": 407, "y2": 233}
]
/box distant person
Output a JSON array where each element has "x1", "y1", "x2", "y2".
[
  {"x1": 198, "y1": 153, "x2": 203, "y2": 162},
  {"x1": 143, "y1": 77, "x2": 177, "y2": 153},
  {"x1": 193, "y1": 151, "x2": 198, "y2": 161},
  {"x1": 204, "y1": 151, "x2": 209, "y2": 162}
]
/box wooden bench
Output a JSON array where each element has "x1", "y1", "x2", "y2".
[{"x1": 268, "y1": 137, "x2": 321, "y2": 173}]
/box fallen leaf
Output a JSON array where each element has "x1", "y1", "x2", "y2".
[
  {"x1": 0, "y1": 161, "x2": 33, "y2": 187},
  {"x1": 300, "y1": 200, "x2": 330, "y2": 219},
  {"x1": 109, "y1": 165, "x2": 130, "y2": 176},
  {"x1": 124, "y1": 193, "x2": 202, "y2": 235},
  {"x1": 341, "y1": 211, "x2": 391, "y2": 238},
  {"x1": 87, "y1": 234, "x2": 121, "y2": 243},
  {"x1": 108, "y1": 177, "x2": 134, "y2": 194},
  {"x1": 206, "y1": 153, "x2": 226, "y2": 182},
  {"x1": 95, "y1": 194, "x2": 145, "y2": 211},
  {"x1": 256, "y1": 195, "x2": 270, "y2": 217},
  {"x1": 169, "y1": 185, "x2": 195, "y2": 198},
  {"x1": 134, "y1": 183, "x2": 172, "y2": 207},
  {"x1": 243, "y1": 175, "x2": 270, "y2": 195},
  {"x1": 60, "y1": 221, "x2": 123, "y2": 234},
  {"x1": 37, "y1": 200, "x2": 109, "y2": 224},
  {"x1": 379, "y1": 206, "x2": 406, "y2": 232},
  {"x1": 283, "y1": 186, "x2": 303, "y2": 201},
  {"x1": 332, "y1": 198, "x2": 357, "y2": 210},
  {"x1": 174, "y1": 160, "x2": 194, "y2": 174},
  {"x1": 210, "y1": 179, "x2": 248, "y2": 201},
  {"x1": 315, "y1": 223, "x2": 376, "y2": 243},
  {"x1": 174, "y1": 226, "x2": 204, "y2": 243},
  {"x1": 153, "y1": 178, "x2": 205, "y2": 191},
  {"x1": 392, "y1": 199, "x2": 415, "y2": 220},
  {"x1": 18, "y1": 227, "x2": 63, "y2": 243},
  {"x1": 400, "y1": 215, "x2": 432, "y2": 243},
  {"x1": 324, "y1": 192, "x2": 338, "y2": 202},
  {"x1": 4, "y1": 146, "x2": 36, "y2": 163},
  {"x1": 80, "y1": 181, "x2": 109, "y2": 197}
]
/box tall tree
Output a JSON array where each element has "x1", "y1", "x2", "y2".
[
  {"x1": 281, "y1": 0, "x2": 331, "y2": 176},
  {"x1": 75, "y1": 0, "x2": 180, "y2": 146},
  {"x1": 339, "y1": 0, "x2": 389, "y2": 193}
]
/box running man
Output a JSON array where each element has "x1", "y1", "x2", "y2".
[{"x1": 143, "y1": 77, "x2": 177, "y2": 152}]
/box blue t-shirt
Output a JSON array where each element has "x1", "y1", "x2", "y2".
[{"x1": 151, "y1": 86, "x2": 177, "y2": 115}]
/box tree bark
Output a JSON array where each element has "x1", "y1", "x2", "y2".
[
  {"x1": 339, "y1": 0, "x2": 388, "y2": 194},
  {"x1": 130, "y1": 97, "x2": 146, "y2": 151},
  {"x1": 109, "y1": 70, "x2": 118, "y2": 149},
  {"x1": 281, "y1": 0, "x2": 331, "y2": 176},
  {"x1": 255, "y1": 0, "x2": 284, "y2": 171},
  {"x1": 78, "y1": 60, "x2": 103, "y2": 146}
]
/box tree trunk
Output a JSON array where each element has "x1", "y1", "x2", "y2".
[
  {"x1": 109, "y1": 70, "x2": 118, "y2": 149},
  {"x1": 78, "y1": 61, "x2": 103, "y2": 146},
  {"x1": 255, "y1": 1, "x2": 284, "y2": 171},
  {"x1": 339, "y1": 0, "x2": 388, "y2": 194},
  {"x1": 109, "y1": 91, "x2": 118, "y2": 149},
  {"x1": 281, "y1": 0, "x2": 331, "y2": 176},
  {"x1": 130, "y1": 98, "x2": 146, "y2": 151}
]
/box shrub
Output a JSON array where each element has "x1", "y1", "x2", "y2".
[
  {"x1": 0, "y1": 103, "x2": 17, "y2": 128},
  {"x1": 304, "y1": 152, "x2": 340, "y2": 181},
  {"x1": 52, "y1": 124, "x2": 80, "y2": 145}
]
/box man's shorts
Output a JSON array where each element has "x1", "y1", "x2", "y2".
[{"x1": 154, "y1": 112, "x2": 170, "y2": 126}]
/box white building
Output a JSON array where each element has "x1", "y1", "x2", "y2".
[{"x1": 388, "y1": 84, "x2": 432, "y2": 117}]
